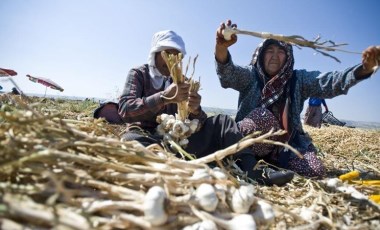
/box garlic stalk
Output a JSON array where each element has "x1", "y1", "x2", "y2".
[
  {"x1": 222, "y1": 25, "x2": 361, "y2": 63},
  {"x1": 143, "y1": 186, "x2": 168, "y2": 226}
]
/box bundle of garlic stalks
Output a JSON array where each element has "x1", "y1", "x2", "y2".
[
  {"x1": 157, "y1": 51, "x2": 201, "y2": 149},
  {"x1": 1, "y1": 95, "x2": 380, "y2": 230}
]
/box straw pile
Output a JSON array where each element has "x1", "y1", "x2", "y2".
[{"x1": 0, "y1": 94, "x2": 379, "y2": 229}]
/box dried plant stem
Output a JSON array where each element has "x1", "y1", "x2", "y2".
[
  {"x1": 192, "y1": 129, "x2": 301, "y2": 165},
  {"x1": 3, "y1": 193, "x2": 90, "y2": 230},
  {"x1": 224, "y1": 26, "x2": 361, "y2": 63}
]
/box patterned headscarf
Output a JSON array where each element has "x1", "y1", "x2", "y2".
[
  {"x1": 251, "y1": 39, "x2": 294, "y2": 108},
  {"x1": 147, "y1": 30, "x2": 186, "y2": 89}
]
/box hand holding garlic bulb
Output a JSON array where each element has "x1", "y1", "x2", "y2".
[{"x1": 216, "y1": 19, "x2": 238, "y2": 47}]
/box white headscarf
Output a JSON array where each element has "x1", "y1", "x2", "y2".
[{"x1": 147, "y1": 30, "x2": 186, "y2": 89}]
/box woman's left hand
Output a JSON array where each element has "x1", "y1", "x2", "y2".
[
  {"x1": 362, "y1": 45, "x2": 380, "y2": 72},
  {"x1": 188, "y1": 91, "x2": 202, "y2": 115}
]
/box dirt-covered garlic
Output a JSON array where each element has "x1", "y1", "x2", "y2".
[{"x1": 143, "y1": 186, "x2": 168, "y2": 226}]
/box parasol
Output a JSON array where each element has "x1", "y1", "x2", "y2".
[
  {"x1": 0, "y1": 68, "x2": 17, "y2": 77},
  {"x1": 26, "y1": 74, "x2": 64, "y2": 97},
  {"x1": 0, "y1": 67, "x2": 24, "y2": 95}
]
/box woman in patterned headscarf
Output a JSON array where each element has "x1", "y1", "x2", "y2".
[{"x1": 215, "y1": 20, "x2": 380, "y2": 178}]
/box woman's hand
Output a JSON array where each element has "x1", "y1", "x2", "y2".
[
  {"x1": 216, "y1": 19, "x2": 238, "y2": 48},
  {"x1": 162, "y1": 82, "x2": 190, "y2": 104},
  {"x1": 355, "y1": 45, "x2": 380, "y2": 79},
  {"x1": 215, "y1": 19, "x2": 238, "y2": 64},
  {"x1": 362, "y1": 45, "x2": 380, "y2": 72},
  {"x1": 188, "y1": 91, "x2": 201, "y2": 115}
]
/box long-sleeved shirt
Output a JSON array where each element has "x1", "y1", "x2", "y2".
[
  {"x1": 216, "y1": 53, "x2": 367, "y2": 151},
  {"x1": 119, "y1": 64, "x2": 207, "y2": 132}
]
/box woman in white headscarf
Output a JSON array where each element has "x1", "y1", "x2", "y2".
[{"x1": 118, "y1": 30, "x2": 295, "y2": 186}]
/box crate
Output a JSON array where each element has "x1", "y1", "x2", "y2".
[{"x1": 322, "y1": 111, "x2": 346, "y2": 126}]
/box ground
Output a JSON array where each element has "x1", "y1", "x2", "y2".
[{"x1": 0, "y1": 94, "x2": 379, "y2": 229}]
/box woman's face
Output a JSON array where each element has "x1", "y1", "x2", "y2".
[
  {"x1": 263, "y1": 44, "x2": 287, "y2": 77},
  {"x1": 155, "y1": 48, "x2": 180, "y2": 76}
]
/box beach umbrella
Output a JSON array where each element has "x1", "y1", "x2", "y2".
[
  {"x1": 0, "y1": 67, "x2": 24, "y2": 95},
  {"x1": 26, "y1": 74, "x2": 64, "y2": 97},
  {"x1": 0, "y1": 68, "x2": 17, "y2": 77}
]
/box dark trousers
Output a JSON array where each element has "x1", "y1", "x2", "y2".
[{"x1": 122, "y1": 114, "x2": 257, "y2": 170}]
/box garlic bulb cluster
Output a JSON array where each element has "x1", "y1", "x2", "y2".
[{"x1": 156, "y1": 113, "x2": 200, "y2": 147}]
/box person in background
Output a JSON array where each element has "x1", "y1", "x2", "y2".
[
  {"x1": 304, "y1": 97, "x2": 328, "y2": 128},
  {"x1": 215, "y1": 19, "x2": 380, "y2": 178},
  {"x1": 11, "y1": 87, "x2": 20, "y2": 95},
  {"x1": 118, "y1": 30, "x2": 295, "y2": 186}
]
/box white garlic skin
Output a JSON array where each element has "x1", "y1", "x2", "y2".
[
  {"x1": 143, "y1": 186, "x2": 168, "y2": 226},
  {"x1": 222, "y1": 26, "x2": 236, "y2": 41},
  {"x1": 182, "y1": 220, "x2": 218, "y2": 230},
  {"x1": 211, "y1": 167, "x2": 227, "y2": 180},
  {"x1": 195, "y1": 183, "x2": 219, "y2": 212},
  {"x1": 228, "y1": 214, "x2": 257, "y2": 230},
  {"x1": 191, "y1": 169, "x2": 212, "y2": 181},
  {"x1": 252, "y1": 200, "x2": 275, "y2": 226},
  {"x1": 230, "y1": 184, "x2": 257, "y2": 214}
]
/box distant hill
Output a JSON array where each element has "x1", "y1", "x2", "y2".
[
  {"x1": 339, "y1": 119, "x2": 380, "y2": 130},
  {"x1": 203, "y1": 106, "x2": 380, "y2": 130}
]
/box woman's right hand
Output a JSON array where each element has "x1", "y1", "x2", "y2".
[
  {"x1": 162, "y1": 82, "x2": 190, "y2": 104},
  {"x1": 216, "y1": 19, "x2": 238, "y2": 48}
]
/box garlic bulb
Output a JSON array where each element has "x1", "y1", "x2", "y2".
[
  {"x1": 229, "y1": 184, "x2": 256, "y2": 214},
  {"x1": 182, "y1": 220, "x2": 218, "y2": 230},
  {"x1": 216, "y1": 214, "x2": 256, "y2": 230},
  {"x1": 252, "y1": 200, "x2": 275, "y2": 226},
  {"x1": 222, "y1": 25, "x2": 237, "y2": 41},
  {"x1": 156, "y1": 113, "x2": 200, "y2": 147},
  {"x1": 211, "y1": 167, "x2": 227, "y2": 180},
  {"x1": 143, "y1": 186, "x2": 168, "y2": 226},
  {"x1": 191, "y1": 169, "x2": 212, "y2": 181},
  {"x1": 195, "y1": 183, "x2": 218, "y2": 212},
  {"x1": 214, "y1": 184, "x2": 227, "y2": 205},
  {"x1": 326, "y1": 178, "x2": 343, "y2": 188}
]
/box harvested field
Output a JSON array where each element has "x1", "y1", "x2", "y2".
[{"x1": 0, "y1": 94, "x2": 379, "y2": 229}]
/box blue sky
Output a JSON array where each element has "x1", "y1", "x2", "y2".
[{"x1": 1, "y1": 0, "x2": 379, "y2": 122}]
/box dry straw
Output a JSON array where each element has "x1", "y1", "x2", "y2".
[{"x1": 0, "y1": 94, "x2": 379, "y2": 229}]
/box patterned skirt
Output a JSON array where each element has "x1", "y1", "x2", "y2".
[{"x1": 237, "y1": 108, "x2": 325, "y2": 178}]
